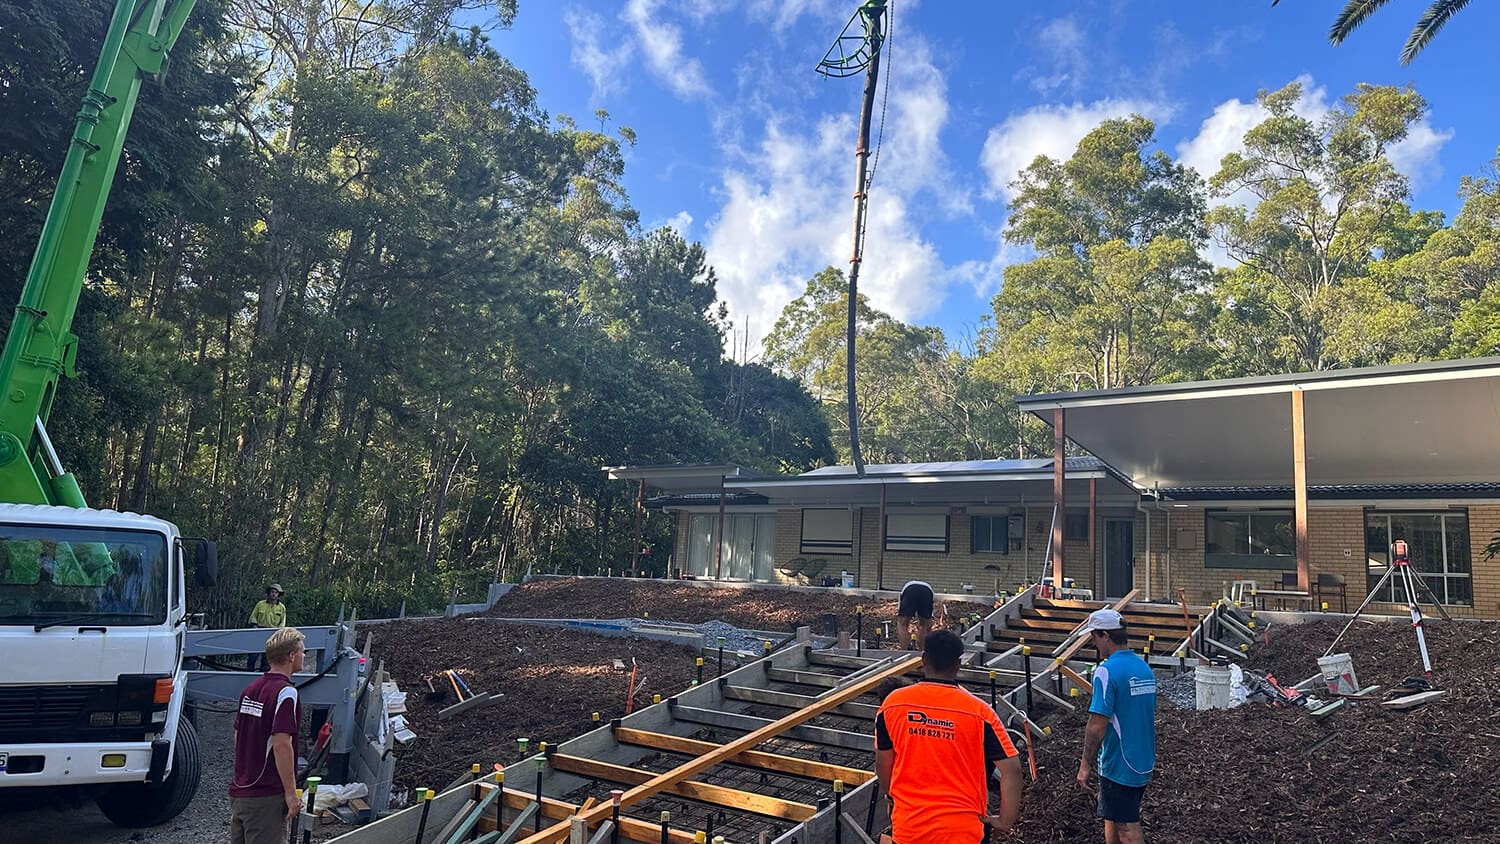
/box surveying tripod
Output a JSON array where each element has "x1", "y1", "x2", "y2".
[{"x1": 1326, "y1": 540, "x2": 1451, "y2": 676}]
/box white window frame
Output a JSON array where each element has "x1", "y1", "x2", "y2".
[
  {"x1": 800, "y1": 509, "x2": 852, "y2": 556},
  {"x1": 885, "y1": 513, "x2": 949, "y2": 554}
]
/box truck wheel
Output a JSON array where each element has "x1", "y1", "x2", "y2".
[{"x1": 96, "y1": 718, "x2": 202, "y2": 828}]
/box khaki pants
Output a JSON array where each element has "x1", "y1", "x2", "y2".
[{"x1": 230, "y1": 794, "x2": 288, "y2": 844}]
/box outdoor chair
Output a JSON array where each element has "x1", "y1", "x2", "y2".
[{"x1": 1313, "y1": 573, "x2": 1348, "y2": 613}]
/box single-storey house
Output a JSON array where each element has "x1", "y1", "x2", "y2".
[{"x1": 608, "y1": 357, "x2": 1500, "y2": 619}]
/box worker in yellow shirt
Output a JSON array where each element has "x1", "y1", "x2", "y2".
[
  {"x1": 250, "y1": 583, "x2": 288, "y2": 628},
  {"x1": 248, "y1": 583, "x2": 288, "y2": 670}
]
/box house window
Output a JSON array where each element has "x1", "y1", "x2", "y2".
[
  {"x1": 801, "y1": 509, "x2": 852, "y2": 556},
  {"x1": 687, "y1": 513, "x2": 777, "y2": 580},
  {"x1": 885, "y1": 514, "x2": 949, "y2": 553},
  {"x1": 1064, "y1": 513, "x2": 1088, "y2": 541},
  {"x1": 971, "y1": 516, "x2": 1009, "y2": 554},
  {"x1": 1365, "y1": 511, "x2": 1471, "y2": 606},
  {"x1": 1203, "y1": 511, "x2": 1294, "y2": 569}
]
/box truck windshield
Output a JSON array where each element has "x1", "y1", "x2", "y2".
[{"x1": 0, "y1": 524, "x2": 169, "y2": 625}]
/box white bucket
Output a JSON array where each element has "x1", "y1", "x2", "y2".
[
  {"x1": 1317, "y1": 653, "x2": 1359, "y2": 696},
  {"x1": 1195, "y1": 663, "x2": 1233, "y2": 710},
  {"x1": 840, "y1": 571, "x2": 854, "y2": 588}
]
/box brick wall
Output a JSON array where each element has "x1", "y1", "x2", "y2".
[{"x1": 666, "y1": 501, "x2": 1500, "y2": 620}]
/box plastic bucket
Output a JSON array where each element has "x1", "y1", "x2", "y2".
[
  {"x1": 1318, "y1": 653, "x2": 1359, "y2": 696},
  {"x1": 840, "y1": 571, "x2": 854, "y2": 588},
  {"x1": 1195, "y1": 663, "x2": 1233, "y2": 710}
]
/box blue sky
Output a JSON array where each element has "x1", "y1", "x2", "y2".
[{"x1": 480, "y1": 1, "x2": 1500, "y2": 355}]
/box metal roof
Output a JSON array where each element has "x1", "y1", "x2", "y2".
[
  {"x1": 722, "y1": 456, "x2": 1137, "y2": 506},
  {"x1": 643, "y1": 492, "x2": 770, "y2": 509},
  {"x1": 602, "y1": 463, "x2": 767, "y2": 493},
  {"x1": 1015, "y1": 357, "x2": 1500, "y2": 489},
  {"x1": 793, "y1": 456, "x2": 1106, "y2": 480},
  {"x1": 1160, "y1": 483, "x2": 1500, "y2": 501}
]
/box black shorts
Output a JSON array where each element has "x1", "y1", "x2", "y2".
[
  {"x1": 1097, "y1": 776, "x2": 1146, "y2": 823},
  {"x1": 897, "y1": 582, "x2": 934, "y2": 619}
]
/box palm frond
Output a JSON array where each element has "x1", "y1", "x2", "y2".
[
  {"x1": 1328, "y1": 0, "x2": 1398, "y2": 45},
  {"x1": 1401, "y1": 0, "x2": 1472, "y2": 64}
]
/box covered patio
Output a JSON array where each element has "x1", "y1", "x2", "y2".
[{"x1": 1016, "y1": 357, "x2": 1500, "y2": 604}]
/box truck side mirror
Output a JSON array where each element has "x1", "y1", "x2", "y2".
[{"x1": 194, "y1": 541, "x2": 218, "y2": 587}]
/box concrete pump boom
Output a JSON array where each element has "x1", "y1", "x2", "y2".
[{"x1": 0, "y1": 0, "x2": 198, "y2": 506}]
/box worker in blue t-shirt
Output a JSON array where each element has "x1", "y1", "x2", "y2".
[{"x1": 1076, "y1": 608, "x2": 1156, "y2": 844}]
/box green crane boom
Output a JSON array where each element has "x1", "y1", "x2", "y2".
[{"x1": 0, "y1": 0, "x2": 197, "y2": 506}]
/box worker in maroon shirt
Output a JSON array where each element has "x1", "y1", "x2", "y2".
[{"x1": 229, "y1": 626, "x2": 305, "y2": 844}]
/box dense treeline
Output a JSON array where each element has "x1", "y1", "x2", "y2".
[
  {"x1": 0, "y1": 0, "x2": 833, "y2": 623},
  {"x1": 768, "y1": 82, "x2": 1500, "y2": 465},
  {"x1": 5, "y1": 2, "x2": 1498, "y2": 623}
]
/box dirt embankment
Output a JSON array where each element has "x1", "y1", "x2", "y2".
[
  {"x1": 372, "y1": 618, "x2": 701, "y2": 790},
  {"x1": 485, "y1": 577, "x2": 994, "y2": 634}
]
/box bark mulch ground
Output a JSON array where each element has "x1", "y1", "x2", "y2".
[
  {"x1": 1010, "y1": 617, "x2": 1500, "y2": 842},
  {"x1": 372, "y1": 618, "x2": 700, "y2": 791},
  {"x1": 484, "y1": 576, "x2": 994, "y2": 634}
]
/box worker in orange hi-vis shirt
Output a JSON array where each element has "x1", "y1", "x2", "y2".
[{"x1": 876, "y1": 630, "x2": 1024, "y2": 843}]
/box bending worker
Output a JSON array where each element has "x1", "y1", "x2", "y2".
[
  {"x1": 895, "y1": 579, "x2": 936, "y2": 650},
  {"x1": 877, "y1": 630, "x2": 1023, "y2": 842}
]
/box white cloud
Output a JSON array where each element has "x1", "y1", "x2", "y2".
[
  {"x1": 624, "y1": 0, "x2": 713, "y2": 99},
  {"x1": 1028, "y1": 16, "x2": 1087, "y2": 96},
  {"x1": 979, "y1": 98, "x2": 1173, "y2": 200},
  {"x1": 659, "y1": 210, "x2": 694, "y2": 240},
  {"x1": 1176, "y1": 74, "x2": 1330, "y2": 198},
  {"x1": 1388, "y1": 120, "x2": 1455, "y2": 192},
  {"x1": 703, "y1": 38, "x2": 960, "y2": 355},
  {"x1": 1175, "y1": 75, "x2": 1451, "y2": 199},
  {"x1": 563, "y1": 10, "x2": 634, "y2": 100}
]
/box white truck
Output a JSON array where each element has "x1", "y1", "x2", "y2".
[
  {"x1": 0, "y1": 0, "x2": 210, "y2": 827},
  {"x1": 0, "y1": 504, "x2": 215, "y2": 826}
]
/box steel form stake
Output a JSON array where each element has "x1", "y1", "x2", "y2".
[
  {"x1": 302, "y1": 777, "x2": 321, "y2": 844},
  {"x1": 856, "y1": 608, "x2": 863, "y2": 657},
  {"x1": 1021, "y1": 646, "x2": 1034, "y2": 716},
  {"x1": 534, "y1": 753, "x2": 545, "y2": 833},
  {"x1": 989, "y1": 670, "x2": 997, "y2": 710},
  {"x1": 414, "y1": 788, "x2": 434, "y2": 844},
  {"x1": 696, "y1": 657, "x2": 704, "y2": 685},
  {"x1": 833, "y1": 779, "x2": 844, "y2": 844},
  {"x1": 660, "y1": 811, "x2": 671, "y2": 844},
  {"x1": 717, "y1": 637, "x2": 726, "y2": 678},
  {"x1": 610, "y1": 789, "x2": 623, "y2": 844}
]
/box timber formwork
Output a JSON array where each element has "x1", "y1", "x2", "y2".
[{"x1": 336, "y1": 588, "x2": 1194, "y2": 844}]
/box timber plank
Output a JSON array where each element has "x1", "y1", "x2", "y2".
[
  {"x1": 547, "y1": 754, "x2": 817, "y2": 821},
  {"x1": 611, "y1": 727, "x2": 873, "y2": 785},
  {"x1": 513, "y1": 654, "x2": 922, "y2": 844}
]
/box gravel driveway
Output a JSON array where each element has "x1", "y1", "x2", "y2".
[{"x1": 1, "y1": 709, "x2": 236, "y2": 844}]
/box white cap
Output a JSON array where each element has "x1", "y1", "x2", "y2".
[{"x1": 1083, "y1": 608, "x2": 1124, "y2": 632}]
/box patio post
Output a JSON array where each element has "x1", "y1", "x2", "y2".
[
  {"x1": 630, "y1": 478, "x2": 644, "y2": 577},
  {"x1": 1292, "y1": 389, "x2": 1310, "y2": 593},
  {"x1": 1053, "y1": 408, "x2": 1065, "y2": 586},
  {"x1": 714, "y1": 478, "x2": 726, "y2": 580}
]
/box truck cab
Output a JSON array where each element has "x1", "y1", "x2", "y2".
[{"x1": 0, "y1": 503, "x2": 208, "y2": 826}]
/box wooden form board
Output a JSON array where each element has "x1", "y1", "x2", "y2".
[
  {"x1": 514, "y1": 654, "x2": 923, "y2": 844},
  {"x1": 1024, "y1": 589, "x2": 1138, "y2": 698},
  {"x1": 547, "y1": 754, "x2": 817, "y2": 821},
  {"x1": 611, "y1": 727, "x2": 873, "y2": 786},
  {"x1": 484, "y1": 788, "x2": 700, "y2": 844}
]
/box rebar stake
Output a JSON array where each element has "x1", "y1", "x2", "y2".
[
  {"x1": 660, "y1": 811, "x2": 671, "y2": 844},
  {"x1": 833, "y1": 780, "x2": 844, "y2": 844},
  {"x1": 610, "y1": 789, "x2": 623, "y2": 844},
  {"x1": 717, "y1": 637, "x2": 726, "y2": 678},
  {"x1": 414, "y1": 787, "x2": 434, "y2": 844},
  {"x1": 1022, "y1": 645, "x2": 1034, "y2": 716},
  {"x1": 534, "y1": 754, "x2": 545, "y2": 833},
  {"x1": 696, "y1": 657, "x2": 704, "y2": 685}
]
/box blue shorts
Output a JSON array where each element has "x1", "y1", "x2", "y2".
[{"x1": 1097, "y1": 776, "x2": 1146, "y2": 823}]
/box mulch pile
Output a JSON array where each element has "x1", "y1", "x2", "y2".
[
  {"x1": 485, "y1": 577, "x2": 993, "y2": 633},
  {"x1": 1011, "y1": 617, "x2": 1500, "y2": 842},
  {"x1": 371, "y1": 618, "x2": 700, "y2": 791}
]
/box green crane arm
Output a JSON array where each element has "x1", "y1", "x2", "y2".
[{"x1": 0, "y1": 0, "x2": 197, "y2": 507}]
